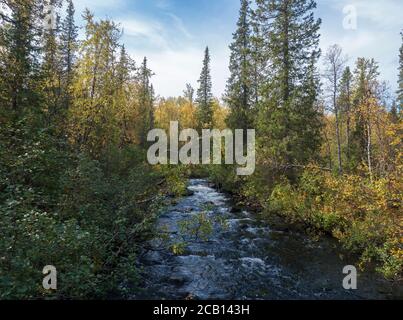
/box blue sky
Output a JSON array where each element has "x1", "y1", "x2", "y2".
[{"x1": 71, "y1": 0, "x2": 403, "y2": 99}]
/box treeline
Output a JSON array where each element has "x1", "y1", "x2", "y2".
[
  {"x1": 0, "y1": 0, "x2": 185, "y2": 299},
  {"x1": 154, "y1": 46, "x2": 228, "y2": 133},
  {"x1": 209, "y1": 0, "x2": 402, "y2": 279}
]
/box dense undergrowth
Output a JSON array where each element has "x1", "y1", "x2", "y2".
[
  {"x1": 207, "y1": 165, "x2": 402, "y2": 281},
  {"x1": 0, "y1": 120, "x2": 186, "y2": 299}
]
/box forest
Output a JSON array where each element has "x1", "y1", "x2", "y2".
[{"x1": 0, "y1": 0, "x2": 401, "y2": 299}]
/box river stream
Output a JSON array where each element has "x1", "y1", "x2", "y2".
[{"x1": 135, "y1": 179, "x2": 401, "y2": 300}]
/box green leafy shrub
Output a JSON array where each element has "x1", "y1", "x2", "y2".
[{"x1": 0, "y1": 123, "x2": 165, "y2": 299}]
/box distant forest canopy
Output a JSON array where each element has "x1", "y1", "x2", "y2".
[{"x1": 0, "y1": 0, "x2": 401, "y2": 299}]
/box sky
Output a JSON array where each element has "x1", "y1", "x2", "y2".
[{"x1": 71, "y1": 0, "x2": 403, "y2": 99}]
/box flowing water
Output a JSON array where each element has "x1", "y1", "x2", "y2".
[{"x1": 135, "y1": 179, "x2": 402, "y2": 300}]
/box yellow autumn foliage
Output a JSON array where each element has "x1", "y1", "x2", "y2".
[{"x1": 269, "y1": 167, "x2": 402, "y2": 279}]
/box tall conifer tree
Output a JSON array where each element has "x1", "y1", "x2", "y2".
[
  {"x1": 41, "y1": 1, "x2": 64, "y2": 123},
  {"x1": 255, "y1": 0, "x2": 322, "y2": 175},
  {"x1": 60, "y1": 0, "x2": 78, "y2": 110},
  {"x1": 138, "y1": 57, "x2": 154, "y2": 146},
  {"x1": 226, "y1": 0, "x2": 254, "y2": 131},
  {"x1": 196, "y1": 47, "x2": 214, "y2": 129},
  {"x1": 0, "y1": 0, "x2": 42, "y2": 113}
]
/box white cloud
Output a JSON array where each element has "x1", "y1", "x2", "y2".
[
  {"x1": 320, "y1": 0, "x2": 402, "y2": 94},
  {"x1": 129, "y1": 44, "x2": 230, "y2": 99},
  {"x1": 132, "y1": 47, "x2": 203, "y2": 98}
]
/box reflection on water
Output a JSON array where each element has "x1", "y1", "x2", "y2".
[{"x1": 135, "y1": 179, "x2": 402, "y2": 300}]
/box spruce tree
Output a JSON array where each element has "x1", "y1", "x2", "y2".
[
  {"x1": 196, "y1": 47, "x2": 214, "y2": 129},
  {"x1": 60, "y1": 0, "x2": 78, "y2": 110},
  {"x1": 116, "y1": 45, "x2": 136, "y2": 145},
  {"x1": 41, "y1": 0, "x2": 64, "y2": 124},
  {"x1": 225, "y1": 0, "x2": 254, "y2": 131},
  {"x1": 0, "y1": 0, "x2": 42, "y2": 113},
  {"x1": 250, "y1": 13, "x2": 265, "y2": 108},
  {"x1": 42, "y1": 27, "x2": 62, "y2": 122},
  {"x1": 116, "y1": 45, "x2": 135, "y2": 85},
  {"x1": 138, "y1": 57, "x2": 154, "y2": 146},
  {"x1": 255, "y1": 0, "x2": 322, "y2": 176}
]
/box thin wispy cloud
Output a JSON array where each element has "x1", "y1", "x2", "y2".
[
  {"x1": 166, "y1": 13, "x2": 193, "y2": 39},
  {"x1": 119, "y1": 18, "x2": 169, "y2": 50}
]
